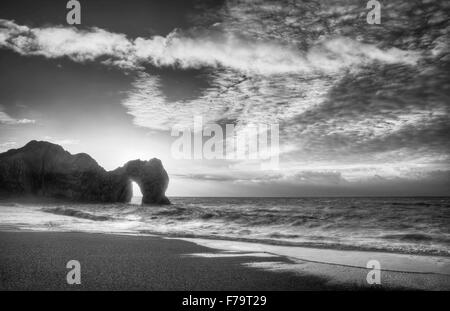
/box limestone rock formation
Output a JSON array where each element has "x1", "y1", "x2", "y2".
[
  {"x1": 0, "y1": 141, "x2": 170, "y2": 205},
  {"x1": 115, "y1": 159, "x2": 170, "y2": 205}
]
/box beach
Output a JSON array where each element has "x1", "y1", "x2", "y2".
[
  {"x1": 1, "y1": 231, "x2": 449, "y2": 291},
  {"x1": 0, "y1": 231, "x2": 339, "y2": 291}
]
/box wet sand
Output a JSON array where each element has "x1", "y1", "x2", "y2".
[{"x1": 0, "y1": 231, "x2": 447, "y2": 290}]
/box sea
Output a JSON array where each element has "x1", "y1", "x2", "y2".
[{"x1": 0, "y1": 197, "x2": 449, "y2": 257}]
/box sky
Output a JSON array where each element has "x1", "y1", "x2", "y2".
[{"x1": 0, "y1": 0, "x2": 449, "y2": 196}]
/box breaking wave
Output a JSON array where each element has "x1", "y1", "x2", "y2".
[
  {"x1": 42, "y1": 207, "x2": 111, "y2": 221},
  {"x1": 1, "y1": 197, "x2": 449, "y2": 256}
]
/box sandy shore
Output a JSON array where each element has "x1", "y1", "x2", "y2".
[{"x1": 0, "y1": 231, "x2": 449, "y2": 290}]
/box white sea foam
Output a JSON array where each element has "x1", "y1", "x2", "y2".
[{"x1": 0, "y1": 197, "x2": 449, "y2": 257}]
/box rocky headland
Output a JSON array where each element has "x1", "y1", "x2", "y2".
[{"x1": 0, "y1": 141, "x2": 170, "y2": 205}]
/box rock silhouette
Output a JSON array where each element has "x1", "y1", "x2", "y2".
[{"x1": 0, "y1": 141, "x2": 170, "y2": 205}]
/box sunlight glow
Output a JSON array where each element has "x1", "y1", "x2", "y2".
[{"x1": 130, "y1": 181, "x2": 143, "y2": 205}]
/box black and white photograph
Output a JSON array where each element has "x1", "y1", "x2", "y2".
[{"x1": 0, "y1": 0, "x2": 449, "y2": 296}]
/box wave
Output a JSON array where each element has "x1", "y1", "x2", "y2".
[
  {"x1": 391, "y1": 202, "x2": 434, "y2": 207},
  {"x1": 42, "y1": 207, "x2": 111, "y2": 221},
  {"x1": 136, "y1": 229, "x2": 450, "y2": 257},
  {"x1": 381, "y1": 233, "x2": 450, "y2": 244},
  {"x1": 1, "y1": 197, "x2": 448, "y2": 257}
]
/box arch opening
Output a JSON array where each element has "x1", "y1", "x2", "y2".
[{"x1": 129, "y1": 180, "x2": 143, "y2": 205}]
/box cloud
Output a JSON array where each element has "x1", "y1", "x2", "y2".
[
  {"x1": 0, "y1": 111, "x2": 35, "y2": 125},
  {"x1": 133, "y1": 33, "x2": 420, "y2": 74},
  {"x1": 43, "y1": 136, "x2": 80, "y2": 146},
  {"x1": 0, "y1": 141, "x2": 17, "y2": 152},
  {"x1": 0, "y1": 0, "x2": 448, "y2": 194},
  {"x1": 116, "y1": 0, "x2": 448, "y2": 190},
  {"x1": 0, "y1": 18, "x2": 420, "y2": 74},
  {"x1": 0, "y1": 19, "x2": 134, "y2": 68},
  {"x1": 173, "y1": 168, "x2": 450, "y2": 196}
]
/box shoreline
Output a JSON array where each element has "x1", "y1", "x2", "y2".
[
  {"x1": 137, "y1": 230, "x2": 450, "y2": 258},
  {"x1": 2, "y1": 200, "x2": 449, "y2": 260},
  {"x1": 2, "y1": 221, "x2": 450, "y2": 259},
  {"x1": 1, "y1": 230, "x2": 449, "y2": 290},
  {"x1": 3, "y1": 201, "x2": 449, "y2": 258}
]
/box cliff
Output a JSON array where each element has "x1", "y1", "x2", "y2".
[{"x1": 0, "y1": 141, "x2": 170, "y2": 205}]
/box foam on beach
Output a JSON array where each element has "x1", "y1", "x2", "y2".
[{"x1": 178, "y1": 238, "x2": 450, "y2": 290}]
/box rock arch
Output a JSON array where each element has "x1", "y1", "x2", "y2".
[
  {"x1": 122, "y1": 159, "x2": 170, "y2": 205},
  {"x1": 0, "y1": 141, "x2": 171, "y2": 205}
]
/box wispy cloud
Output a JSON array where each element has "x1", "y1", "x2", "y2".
[
  {"x1": 174, "y1": 168, "x2": 450, "y2": 196},
  {"x1": 43, "y1": 136, "x2": 80, "y2": 146},
  {"x1": 0, "y1": 18, "x2": 420, "y2": 74},
  {"x1": 114, "y1": 0, "x2": 449, "y2": 189},
  {"x1": 0, "y1": 0, "x2": 448, "y2": 192},
  {"x1": 0, "y1": 141, "x2": 17, "y2": 152},
  {"x1": 0, "y1": 19, "x2": 134, "y2": 67},
  {"x1": 0, "y1": 111, "x2": 35, "y2": 125}
]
